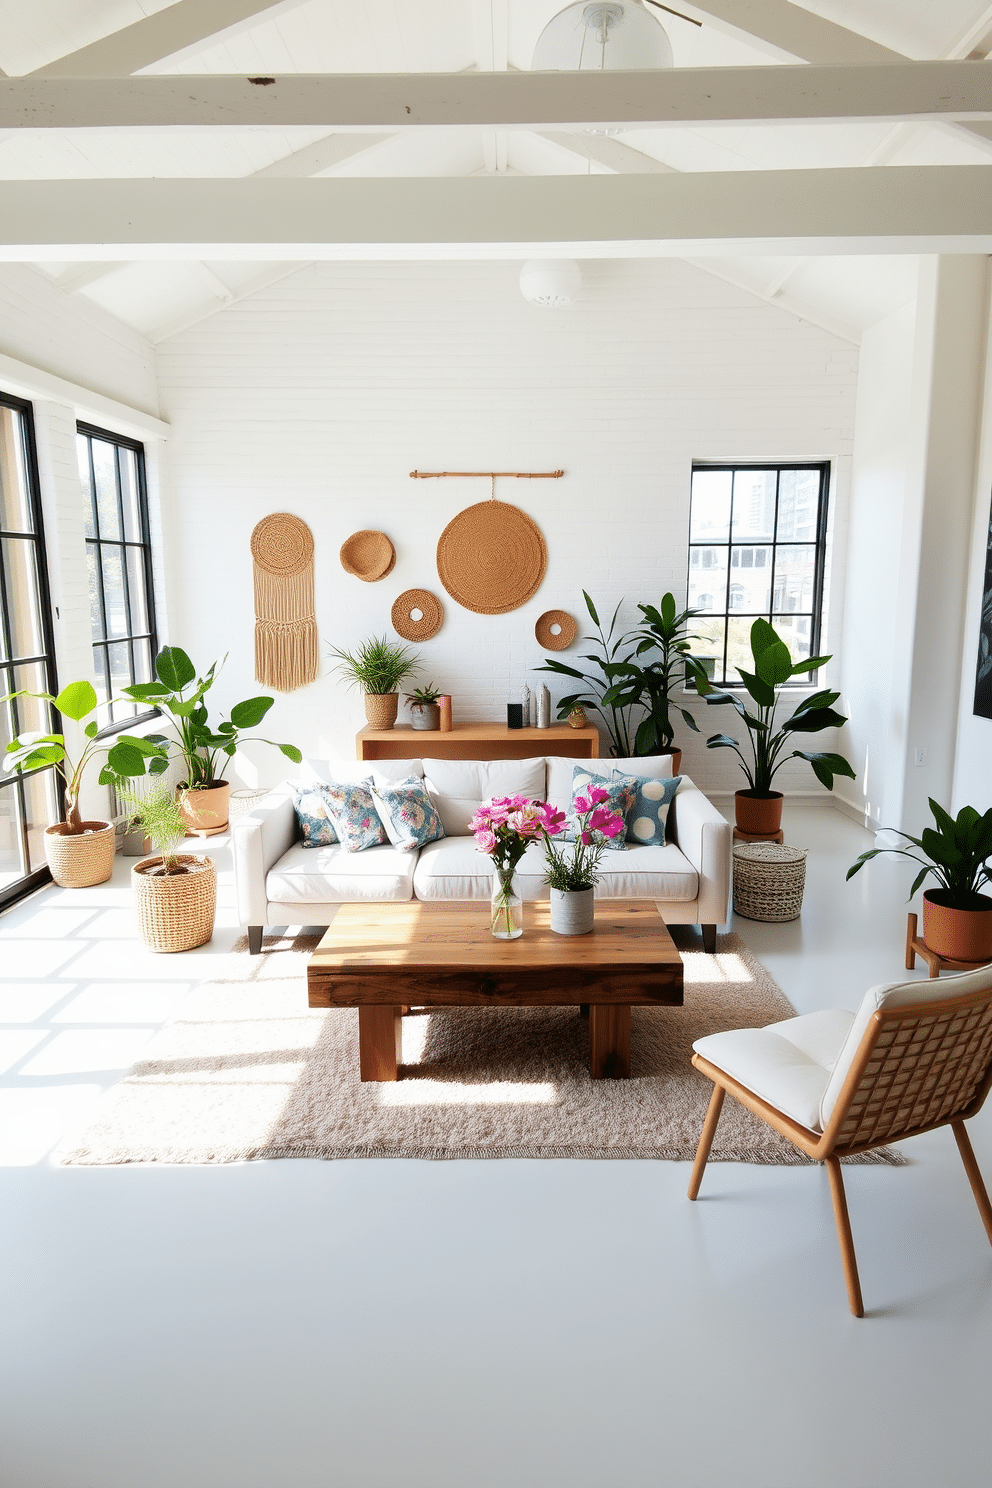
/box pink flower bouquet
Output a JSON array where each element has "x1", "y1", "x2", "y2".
[
  {"x1": 469, "y1": 794, "x2": 566, "y2": 936},
  {"x1": 542, "y1": 785, "x2": 626, "y2": 892}
]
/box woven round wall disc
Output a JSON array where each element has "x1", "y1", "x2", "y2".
[
  {"x1": 340, "y1": 529, "x2": 396, "y2": 582},
  {"x1": 436, "y1": 500, "x2": 547, "y2": 615},
  {"x1": 250, "y1": 512, "x2": 314, "y2": 578},
  {"x1": 391, "y1": 588, "x2": 443, "y2": 641},
  {"x1": 535, "y1": 609, "x2": 577, "y2": 651}
]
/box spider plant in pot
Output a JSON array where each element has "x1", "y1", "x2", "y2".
[
  {"x1": 406, "y1": 682, "x2": 442, "y2": 731},
  {"x1": 329, "y1": 635, "x2": 422, "y2": 731},
  {"x1": 697, "y1": 618, "x2": 856, "y2": 835},
  {"x1": 1, "y1": 678, "x2": 169, "y2": 888},
  {"x1": 847, "y1": 799, "x2": 992, "y2": 964},
  {"x1": 117, "y1": 782, "x2": 216, "y2": 953}
]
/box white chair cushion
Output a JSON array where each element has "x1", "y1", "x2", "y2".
[
  {"x1": 413, "y1": 836, "x2": 549, "y2": 901},
  {"x1": 693, "y1": 1009, "x2": 855, "y2": 1132},
  {"x1": 546, "y1": 754, "x2": 673, "y2": 813},
  {"x1": 265, "y1": 841, "x2": 416, "y2": 904},
  {"x1": 422, "y1": 757, "x2": 547, "y2": 838}
]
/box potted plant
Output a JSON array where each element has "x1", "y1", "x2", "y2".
[
  {"x1": 1, "y1": 679, "x2": 169, "y2": 888},
  {"x1": 847, "y1": 799, "x2": 992, "y2": 963},
  {"x1": 537, "y1": 592, "x2": 641, "y2": 756},
  {"x1": 118, "y1": 783, "x2": 216, "y2": 952},
  {"x1": 622, "y1": 592, "x2": 710, "y2": 771},
  {"x1": 329, "y1": 635, "x2": 421, "y2": 731},
  {"x1": 541, "y1": 787, "x2": 625, "y2": 935},
  {"x1": 406, "y1": 682, "x2": 442, "y2": 731},
  {"x1": 120, "y1": 647, "x2": 302, "y2": 834},
  {"x1": 697, "y1": 618, "x2": 855, "y2": 835}
]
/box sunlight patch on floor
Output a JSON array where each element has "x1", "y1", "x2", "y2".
[
  {"x1": 0, "y1": 1085, "x2": 102, "y2": 1164},
  {"x1": 379, "y1": 1080, "x2": 557, "y2": 1106}
]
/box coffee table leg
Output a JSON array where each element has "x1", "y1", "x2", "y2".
[
  {"x1": 359, "y1": 1005, "x2": 402, "y2": 1081},
  {"x1": 589, "y1": 1005, "x2": 631, "y2": 1079}
]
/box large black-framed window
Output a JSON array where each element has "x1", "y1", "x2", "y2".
[
  {"x1": 0, "y1": 392, "x2": 60, "y2": 909},
  {"x1": 76, "y1": 423, "x2": 158, "y2": 732},
  {"x1": 687, "y1": 462, "x2": 830, "y2": 687}
]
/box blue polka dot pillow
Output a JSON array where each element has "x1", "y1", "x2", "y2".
[
  {"x1": 613, "y1": 771, "x2": 682, "y2": 847},
  {"x1": 371, "y1": 777, "x2": 445, "y2": 852},
  {"x1": 292, "y1": 785, "x2": 339, "y2": 848}
]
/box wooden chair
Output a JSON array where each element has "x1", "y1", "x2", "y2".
[{"x1": 688, "y1": 962, "x2": 992, "y2": 1316}]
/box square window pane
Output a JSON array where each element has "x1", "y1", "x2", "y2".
[
  {"x1": 773, "y1": 545, "x2": 816, "y2": 613},
  {"x1": 108, "y1": 642, "x2": 135, "y2": 722},
  {"x1": 688, "y1": 548, "x2": 728, "y2": 613},
  {"x1": 0, "y1": 782, "x2": 25, "y2": 890},
  {"x1": 93, "y1": 646, "x2": 110, "y2": 719},
  {"x1": 2, "y1": 537, "x2": 44, "y2": 661},
  {"x1": 726, "y1": 616, "x2": 763, "y2": 685},
  {"x1": 777, "y1": 469, "x2": 821, "y2": 541},
  {"x1": 23, "y1": 768, "x2": 57, "y2": 873},
  {"x1": 0, "y1": 407, "x2": 33, "y2": 534},
  {"x1": 132, "y1": 636, "x2": 153, "y2": 687},
  {"x1": 729, "y1": 546, "x2": 771, "y2": 612},
  {"x1": 87, "y1": 545, "x2": 105, "y2": 639},
  {"x1": 686, "y1": 618, "x2": 725, "y2": 687},
  {"x1": 769, "y1": 614, "x2": 814, "y2": 668},
  {"x1": 689, "y1": 470, "x2": 732, "y2": 543},
  {"x1": 120, "y1": 450, "x2": 142, "y2": 541},
  {"x1": 76, "y1": 434, "x2": 96, "y2": 539},
  {"x1": 731, "y1": 469, "x2": 776, "y2": 542},
  {"x1": 125, "y1": 547, "x2": 149, "y2": 634},
  {"x1": 100, "y1": 547, "x2": 128, "y2": 638},
  {"x1": 92, "y1": 440, "x2": 121, "y2": 541}
]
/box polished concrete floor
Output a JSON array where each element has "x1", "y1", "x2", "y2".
[{"x1": 1, "y1": 803, "x2": 990, "y2": 1488}]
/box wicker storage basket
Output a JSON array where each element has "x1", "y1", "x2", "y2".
[
  {"x1": 733, "y1": 843, "x2": 808, "y2": 923},
  {"x1": 44, "y1": 821, "x2": 116, "y2": 888},
  {"x1": 228, "y1": 788, "x2": 271, "y2": 823},
  {"x1": 364, "y1": 692, "x2": 399, "y2": 730},
  {"x1": 132, "y1": 854, "x2": 216, "y2": 952}
]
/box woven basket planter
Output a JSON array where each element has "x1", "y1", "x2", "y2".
[
  {"x1": 364, "y1": 692, "x2": 399, "y2": 730},
  {"x1": 44, "y1": 821, "x2": 116, "y2": 888},
  {"x1": 228, "y1": 788, "x2": 271, "y2": 823},
  {"x1": 733, "y1": 843, "x2": 808, "y2": 923},
  {"x1": 132, "y1": 854, "x2": 216, "y2": 952}
]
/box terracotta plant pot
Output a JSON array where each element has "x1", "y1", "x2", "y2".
[
  {"x1": 660, "y1": 747, "x2": 683, "y2": 776},
  {"x1": 409, "y1": 702, "x2": 441, "y2": 731},
  {"x1": 734, "y1": 790, "x2": 784, "y2": 836},
  {"x1": 44, "y1": 820, "x2": 116, "y2": 888},
  {"x1": 179, "y1": 780, "x2": 231, "y2": 836},
  {"x1": 132, "y1": 854, "x2": 216, "y2": 952},
  {"x1": 364, "y1": 692, "x2": 399, "y2": 731},
  {"x1": 922, "y1": 889, "x2": 992, "y2": 964}
]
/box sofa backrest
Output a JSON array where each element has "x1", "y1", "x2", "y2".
[
  {"x1": 545, "y1": 754, "x2": 675, "y2": 813},
  {"x1": 303, "y1": 757, "x2": 425, "y2": 786},
  {"x1": 422, "y1": 757, "x2": 548, "y2": 838}
]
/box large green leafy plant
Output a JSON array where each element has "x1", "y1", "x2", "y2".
[
  {"x1": 122, "y1": 647, "x2": 302, "y2": 788},
  {"x1": 699, "y1": 618, "x2": 855, "y2": 796},
  {"x1": 537, "y1": 592, "x2": 642, "y2": 757},
  {"x1": 847, "y1": 800, "x2": 992, "y2": 910}
]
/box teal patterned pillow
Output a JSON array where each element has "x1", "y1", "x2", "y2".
[
  {"x1": 322, "y1": 780, "x2": 387, "y2": 853},
  {"x1": 292, "y1": 785, "x2": 339, "y2": 848},
  {"x1": 371, "y1": 778, "x2": 445, "y2": 852},
  {"x1": 563, "y1": 766, "x2": 635, "y2": 849},
  {"x1": 613, "y1": 771, "x2": 682, "y2": 847}
]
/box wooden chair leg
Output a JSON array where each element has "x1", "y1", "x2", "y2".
[
  {"x1": 825, "y1": 1156, "x2": 864, "y2": 1318},
  {"x1": 952, "y1": 1120, "x2": 992, "y2": 1246},
  {"x1": 688, "y1": 1084, "x2": 725, "y2": 1200}
]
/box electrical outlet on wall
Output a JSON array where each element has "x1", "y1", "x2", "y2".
[{"x1": 914, "y1": 747, "x2": 928, "y2": 767}]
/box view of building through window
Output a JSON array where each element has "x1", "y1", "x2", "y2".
[{"x1": 687, "y1": 463, "x2": 829, "y2": 686}]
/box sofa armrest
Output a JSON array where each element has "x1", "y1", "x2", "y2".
[
  {"x1": 670, "y1": 779, "x2": 732, "y2": 927},
  {"x1": 232, "y1": 783, "x2": 296, "y2": 927}
]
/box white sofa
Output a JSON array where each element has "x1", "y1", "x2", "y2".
[{"x1": 232, "y1": 753, "x2": 732, "y2": 953}]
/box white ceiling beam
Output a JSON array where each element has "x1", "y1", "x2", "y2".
[
  {"x1": 27, "y1": 1, "x2": 299, "y2": 79},
  {"x1": 54, "y1": 261, "x2": 127, "y2": 293},
  {"x1": 252, "y1": 133, "x2": 396, "y2": 177},
  {"x1": 947, "y1": 5, "x2": 992, "y2": 59},
  {"x1": 2, "y1": 64, "x2": 989, "y2": 131},
  {"x1": 538, "y1": 131, "x2": 676, "y2": 173},
  {"x1": 682, "y1": 256, "x2": 860, "y2": 344},
  {"x1": 1, "y1": 168, "x2": 989, "y2": 259},
  {"x1": 148, "y1": 264, "x2": 303, "y2": 343}
]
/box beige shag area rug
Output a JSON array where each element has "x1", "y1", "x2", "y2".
[{"x1": 57, "y1": 931, "x2": 902, "y2": 1166}]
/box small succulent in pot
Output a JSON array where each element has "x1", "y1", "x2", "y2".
[{"x1": 406, "y1": 682, "x2": 442, "y2": 731}]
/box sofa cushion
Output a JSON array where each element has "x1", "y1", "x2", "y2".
[
  {"x1": 561, "y1": 765, "x2": 635, "y2": 847},
  {"x1": 320, "y1": 780, "x2": 387, "y2": 853},
  {"x1": 265, "y1": 842, "x2": 416, "y2": 903},
  {"x1": 591, "y1": 843, "x2": 698, "y2": 901},
  {"x1": 614, "y1": 771, "x2": 682, "y2": 846},
  {"x1": 546, "y1": 753, "x2": 673, "y2": 814},
  {"x1": 422, "y1": 757, "x2": 548, "y2": 838},
  {"x1": 292, "y1": 784, "x2": 339, "y2": 847},
  {"x1": 371, "y1": 778, "x2": 445, "y2": 852},
  {"x1": 413, "y1": 836, "x2": 549, "y2": 901},
  {"x1": 304, "y1": 757, "x2": 425, "y2": 786}
]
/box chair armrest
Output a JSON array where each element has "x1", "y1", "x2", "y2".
[
  {"x1": 670, "y1": 779, "x2": 732, "y2": 926},
  {"x1": 232, "y1": 784, "x2": 296, "y2": 927}
]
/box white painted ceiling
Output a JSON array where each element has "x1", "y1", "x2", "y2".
[{"x1": 1, "y1": 0, "x2": 991, "y2": 346}]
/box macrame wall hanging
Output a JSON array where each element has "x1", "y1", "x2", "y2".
[{"x1": 250, "y1": 512, "x2": 318, "y2": 692}]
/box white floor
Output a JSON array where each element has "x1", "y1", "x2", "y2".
[{"x1": 1, "y1": 803, "x2": 990, "y2": 1488}]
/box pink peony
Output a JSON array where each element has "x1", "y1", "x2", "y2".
[
  {"x1": 598, "y1": 812, "x2": 625, "y2": 838},
  {"x1": 538, "y1": 803, "x2": 567, "y2": 837},
  {"x1": 573, "y1": 794, "x2": 591, "y2": 814},
  {"x1": 580, "y1": 830, "x2": 593, "y2": 845},
  {"x1": 467, "y1": 808, "x2": 493, "y2": 832},
  {"x1": 474, "y1": 828, "x2": 497, "y2": 854}
]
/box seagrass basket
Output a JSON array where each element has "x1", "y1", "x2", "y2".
[
  {"x1": 132, "y1": 854, "x2": 216, "y2": 952},
  {"x1": 364, "y1": 692, "x2": 399, "y2": 730},
  {"x1": 733, "y1": 843, "x2": 808, "y2": 923},
  {"x1": 228, "y1": 787, "x2": 271, "y2": 823},
  {"x1": 44, "y1": 821, "x2": 116, "y2": 888}
]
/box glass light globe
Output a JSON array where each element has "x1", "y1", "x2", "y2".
[
  {"x1": 532, "y1": 2, "x2": 674, "y2": 71},
  {"x1": 519, "y1": 260, "x2": 583, "y2": 309}
]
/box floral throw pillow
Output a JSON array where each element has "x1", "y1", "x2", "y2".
[
  {"x1": 292, "y1": 785, "x2": 339, "y2": 848},
  {"x1": 321, "y1": 780, "x2": 387, "y2": 853},
  {"x1": 563, "y1": 766, "x2": 635, "y2": 850},
  {"x1": 371, "y1": 778, "x2": 445, "y2": 852},
  {"x1": 613, "y1": 771, "x2": 682, "y2": 847}
]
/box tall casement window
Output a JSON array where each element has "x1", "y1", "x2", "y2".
[
  {"x1": 0, "y1": 394, "x2": 59, "y2": 906},
  {"x1": 76, "y1": 423, "x2": 158, "y2": 730},
  {"x1": 687, "y1": 462, "x2": 830, "y2": 687}
]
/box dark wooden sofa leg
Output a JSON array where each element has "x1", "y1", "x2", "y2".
[
  {"x1": 248, "y1": 925, "x2": 263, "y2": 955},
  {"x1": 701, "y1": 924, "x2": 717, "y2": 954}
]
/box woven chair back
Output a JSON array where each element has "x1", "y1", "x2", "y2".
[{"x1": 831, "y1": 985, "x2": 992, "y2": 1152}]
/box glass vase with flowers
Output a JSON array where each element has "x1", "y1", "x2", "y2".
[{"x1": 469, "y1": 794, "x2": 565, "y2": 940}]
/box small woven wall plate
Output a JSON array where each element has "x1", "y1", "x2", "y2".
[
  {"x1": 535, "y1": 609, "x2": 577, "y2": 651},
  {"x1": 436, "y1": 500, "x2": 547, "y2": 615},
  {"x1": 391, "y1": 588, "x2": 443, "y2": 641},
  {"x1": 340, "y1": 530, "x2": 396, "y2": 582}
]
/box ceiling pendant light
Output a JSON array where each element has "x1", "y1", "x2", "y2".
[
  {"x1": 531, "y1": 0, "x2": 674, "y2": 72},
  {"x1": 519, "y1": 260, "x2": 582, "y2": 309}
]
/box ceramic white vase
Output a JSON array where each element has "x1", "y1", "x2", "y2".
[{"x1": 549, "y1": 886, "x2": 595, "y2": 936}]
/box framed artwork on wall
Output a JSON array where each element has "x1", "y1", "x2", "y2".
[{"x1": 974, "y1": 486, "x2": 992, "y2": 721}]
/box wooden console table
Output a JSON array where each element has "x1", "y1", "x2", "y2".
[{"x1": 357, "y1": 721, "x2": 600, "y2": 761}]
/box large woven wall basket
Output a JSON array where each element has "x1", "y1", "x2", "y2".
[{"x1": 436, "y1": 500, "x2": 547, "y2": 615}]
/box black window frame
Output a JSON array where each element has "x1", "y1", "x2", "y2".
[
  {"x1": 687, "y1": 460, "x2": 831, "y2": 689},
  {"x1": 76, "y1": 421, "x2": 159, "y2": 737},
  {"x1": 0, "y1": 390, "x2": 60, "y2": 912}
]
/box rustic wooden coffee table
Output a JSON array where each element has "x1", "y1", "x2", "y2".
[{"x1": 307, "y1": 899, "x2": 683, "y2": 1081}]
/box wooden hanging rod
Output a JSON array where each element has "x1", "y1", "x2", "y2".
[{"x1": 409, "y1": 469, "x2": 564, "y2": 479}]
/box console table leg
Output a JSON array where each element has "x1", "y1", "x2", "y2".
[
  {"x1": 359, "y1": 1005, "x2": 402, "y2": 1081},
  {"x1": 589, "y1": 1005, "x2": 630, "y2": 1079}
]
